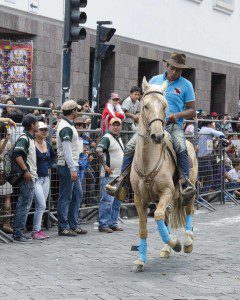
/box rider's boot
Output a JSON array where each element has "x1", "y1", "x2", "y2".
[
  {"x1": 106, "y1": 164, "x2": 131, "y2": 202},
  {"x1": 177, "y1": 149, "x2": 196, "y2": 206},
  {"x1": 179, "y1": 177, "x2": 196, "y2": 206},
  {"x1": 106, "y1": 155, "x2": 133, "y2": 202}
]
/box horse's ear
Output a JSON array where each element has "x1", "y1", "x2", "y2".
[
  {"x1": 160, "y1": 80, "x2": 168, "y2": 94},
  {"x1": 142, "y1": 76, "x2": 149, "y2": 93}
]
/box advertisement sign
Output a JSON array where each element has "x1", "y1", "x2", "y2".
[{"x1": 0, "y1": 40, "x2": 33, "y2": 98}]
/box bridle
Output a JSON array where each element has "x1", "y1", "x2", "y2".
[{"x1": 139, "y1": 90, "x2": 167, "y2": 140}]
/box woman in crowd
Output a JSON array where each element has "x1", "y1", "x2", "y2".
[
  {"x1": 0, "y1": 131, "x2": 13, "y2": 233},
  {"x1": 1, "y1": 98, "x2": 17, "y2": 118},
  {"x1": 32, "y1": 122, "x2": 55, "y2": 240}
]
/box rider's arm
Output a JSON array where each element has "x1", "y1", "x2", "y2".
[{"x1": 176, "y1": 101, "x2": 196, "y2": 120}]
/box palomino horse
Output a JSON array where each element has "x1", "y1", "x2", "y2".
[{"x1": 130, "y1": 77, "x2": 198, "y2": 271}]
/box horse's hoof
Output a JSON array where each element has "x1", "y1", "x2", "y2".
[
  {"x1": 160, "y1": 244, "x2": 171, "y2": 258},
  {"x1": 184, "y1": 244, "x2": 193, "y2": 253},
  {"x1": 172, "y1": 239, "x2": 182, "y2": 253},
  {"x1": 132, "y1": 259, "x2": 145, "y2": 272}
]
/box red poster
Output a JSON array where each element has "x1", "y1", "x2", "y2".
[{"x1": 0, "y1": 40, "x2": 33, "y2": 98}]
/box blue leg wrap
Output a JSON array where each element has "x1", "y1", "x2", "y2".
[
  {"x1": 156, "y1": 220, "x2": 171, "y2": 244},
  {"x1": 138, "y1": 239, "x2": 147, "y2": 262},
  {"x1": 185, "y1": 215, "x2": 193, "y2": 231}
]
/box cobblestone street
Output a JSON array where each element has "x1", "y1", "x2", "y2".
[{"x1": 1, "y1": 203, "x2": 240, "y2": 300}]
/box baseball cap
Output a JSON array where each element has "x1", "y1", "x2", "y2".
[
  {"x1": 22, "y1": 113, "x2": 40, "y2": 128},
  {"x1": 210, "y1": 112, "x2": 218, "y2": 117},
  {"x1": 38, "y1": 122, "x2": 48, "y2": 130},
  {"x1": 110, "y1": 93, "x2": 120, "y2": 100},
  {"x1": 109, "y1": 117, "x2": 122, "y2": 125},
  {"x1": 61, "y1": 100, "x2": 81, "y2": 111}
]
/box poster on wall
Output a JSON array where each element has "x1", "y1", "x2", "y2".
[{"x1": 0, "y1": 40, "x2": 33, "y2": 98}]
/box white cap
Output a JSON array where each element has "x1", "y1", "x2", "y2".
[{"x1": 38, "y1": 122, "x2": 48, "y2": 130}]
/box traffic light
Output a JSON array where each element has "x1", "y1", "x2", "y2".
[
  {"x1": 96, "y1": 25, "x2": 116, "y2": 59},
  {"x1": 64, "y1": 0, "x2": 87, "y2": 43}
]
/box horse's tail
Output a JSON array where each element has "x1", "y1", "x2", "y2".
[{"x1": 170, "y1": 195, "x2": 187, "y2": 229}]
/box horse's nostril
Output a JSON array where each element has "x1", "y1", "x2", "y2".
[{"x1": 151, "y1": 134, "x2": 156, "y2": 140}]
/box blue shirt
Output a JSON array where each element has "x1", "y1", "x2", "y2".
[
  {"x1": 149, "y1": 72, "x2": 195, "y2": 126},
  {"x1": 36, "y1": 142, "x2": 55, "y2": 177}
]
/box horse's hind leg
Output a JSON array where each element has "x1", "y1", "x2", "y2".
[
  {"x1": 184, "y1": 199, "x2": 194, "y2": 253},
  {"x1": 155, "y1": 188, "x2": 182, "y2": 253},
  {"x1": 160, "y1": 209, "x2": 171, "y2": 258},
  {"x1": 133, "y1": 194, "x2": 148, "y2": 272}
]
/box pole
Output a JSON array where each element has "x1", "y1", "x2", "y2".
[
  {"x1": 91, "y1": 24, "x2": 101, "y2": 129},
  {"x1": 61, "y1": 42, "x2": 72, "y2": 103},
  {"x1": 91, "y1": 56, "x2": 101, "y2": 113}
]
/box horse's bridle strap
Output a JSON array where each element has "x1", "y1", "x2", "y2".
[{"x1": 143, "y1": 91, "x2": 164, "y2": 97}]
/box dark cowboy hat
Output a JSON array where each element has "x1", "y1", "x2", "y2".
[{"x1": 163, "y1": 52, "x2": 191, "y2": 69}]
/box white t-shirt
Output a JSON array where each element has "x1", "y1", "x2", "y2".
[
  {"x1": 228, "y1": 168, "x2": 240, "y2": 181},
  {"x1": 122, "y1": 96, "x2": 140, "y2": 124}
]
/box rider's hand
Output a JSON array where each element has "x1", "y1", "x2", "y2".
[
  {"x1": 168, "y1": 113, "x2": 179, "y2": 123},
  {"x1": 133, "y1": 115, "x2": 139, "y2": 123},
  {"x1": 104, "y1": 165, "x2": 113, "y2": 175},
  {"x1": 71, "y1": 171, "x2": 78, "y2": 181},
  {"x1": 24, "y1": 171, "x2": 32, "y2": 183}
]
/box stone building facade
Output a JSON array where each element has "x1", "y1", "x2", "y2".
[{"x1": 0, "y1": 5, "x2": 239, "y2": 115}]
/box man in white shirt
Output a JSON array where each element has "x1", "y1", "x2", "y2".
[
  {"x1": 96, "y1": 118, "x2": 124, "y2": 233},
  {"x1": 57, "y1": 100, "x2": 87, "y2": 237},
  {"x1": 198, "y1": 118, "x2": 224, "y2": 192}
]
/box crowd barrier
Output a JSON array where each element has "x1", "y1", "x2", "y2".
[{"x1": 0, "y1": 104, "x2": 240, "y2": 243}]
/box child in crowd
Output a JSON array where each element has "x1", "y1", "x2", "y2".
[{"x1": 227, "y1": 159, "x2": 240, "y2": 198}]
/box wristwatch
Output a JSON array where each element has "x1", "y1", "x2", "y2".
[{"x1": 23, "y1": 168, "x2": 29, "y2": 174}]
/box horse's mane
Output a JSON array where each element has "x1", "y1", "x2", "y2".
[{"x1": 144, "y1": 84, "x2": 168, "y2": 109}]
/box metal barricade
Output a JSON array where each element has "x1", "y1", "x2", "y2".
[
  {"x1": 0, "y1": 103, "x2": 103, "y2": 242},
  {"x1": 2, "y1": 103, "x2": 240, "y2": 243},
  {"x1": 0, "y1": 103, "x2": 53, "y2": 242},
  {"x1": 221, "y1": 120, "x2": 240, "y2": 205}
]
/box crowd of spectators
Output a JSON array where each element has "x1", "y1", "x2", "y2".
[{"x1": 1, "y1": 91, "x2": 240, "y2": 240}]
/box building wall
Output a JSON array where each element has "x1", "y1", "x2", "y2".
[
  {"x1": 0, "y1": 5, "x2": 239, "y2": 115},
  {"x1": 1, "y1": 0, "x2": 240, "y2": 64}
]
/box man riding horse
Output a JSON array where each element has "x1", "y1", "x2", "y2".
[{"x1": 106, "y1": 52, "x2": 196, "y2": 205}]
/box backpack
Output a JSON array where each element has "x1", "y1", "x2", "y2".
[{"x1": 3, "y1": 134, "x2": 30, "y2": 185}]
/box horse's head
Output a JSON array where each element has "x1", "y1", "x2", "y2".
[{"x1": 141, "y1": 77, "x2": 168, "y2": 144}]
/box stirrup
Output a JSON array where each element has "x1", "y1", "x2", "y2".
[
  {"x1": 179, "y1": 178, "x2": 196, "y2": 206},
  {"x1": 105, "y1": 164, "x2": 131, "y2": 202}
]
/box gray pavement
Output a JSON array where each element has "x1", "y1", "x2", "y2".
[{"x1": 1, "y1": 203, "x2": 240, "y2": 300}]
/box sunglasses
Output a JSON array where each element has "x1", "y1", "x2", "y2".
[
  {"x1": 39, "y1": 128, "x2": 48, "y2": 132},
  {"x1": 111, "y1": 123, "x2": 121, "y2": 127},
  {"x1": 168, "y1": 65, "x2": 182, "y2": 73},
  {"x1": 75, "y1": 123, "x2": 86, "y2": 128}
]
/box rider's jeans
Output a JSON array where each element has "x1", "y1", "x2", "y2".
[
  {"x1": 121, "y1": 124, "x2": 189, "y2": 178},
  {"x1": 166, "y1": 124, "x2": 189, "y2": 178}
]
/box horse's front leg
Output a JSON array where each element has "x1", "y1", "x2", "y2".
[
  {"x1": 183, "y1": 199, "x2": 194, "y2": 253},
  {"x1": 133, "y1": 194, "x2": 148, "y2": 272},
  {"x1": 160, "y1": 207, "x2": 171, "y2": 258},
  {"x1": 155, "y1": 187, "x2": 182, "y2": 253}
]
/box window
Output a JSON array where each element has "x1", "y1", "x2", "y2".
[{"x1": 213, "y1": 0, "x2": 234, "y2": 14}]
